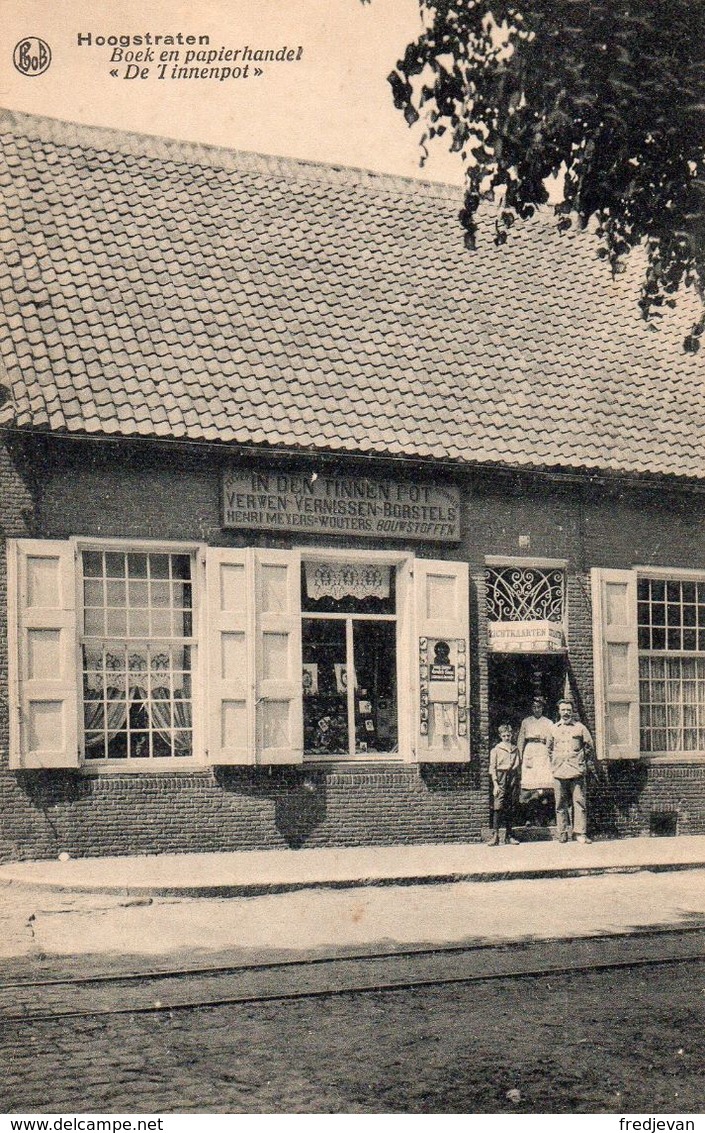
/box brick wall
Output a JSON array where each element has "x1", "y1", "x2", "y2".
[
  {"x1": 0, "y1": 436, "x2": 61, "y2": 860},
  {"x1": 4, "y1": 765, "x2": 483, "y2": 859},
  {"x1": 2, "y1": 434, "x2": 705, "y2": 860},
  {"x1": 591, "y1": 763, "x2": 705, "y2": 837}
]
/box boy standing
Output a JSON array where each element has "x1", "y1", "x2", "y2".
[{"x1": 488, "y1": 721, "x2": 521, "y2": 846}]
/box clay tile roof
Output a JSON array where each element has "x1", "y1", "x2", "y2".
[{"x1": 0, "y1": 108, "x2": 703, "y2": 480}]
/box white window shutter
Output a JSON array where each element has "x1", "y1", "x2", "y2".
[
  {"x1": 254, "y1": 548, "x2": 303, "y2": 765},
  {"x1": 413, "y1": 558, "x2": 470, "y2": 763},
  {"x1": 8, "y1": 539, "x2": 79, "y2": 769},
  {"x1": 591, "y1": 568, "x2": 641, "y2": 759},
  {"x1": 205, "y1": 547, "x2": 255, "y2": 764}
]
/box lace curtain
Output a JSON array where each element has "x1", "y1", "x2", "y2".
[
  {"x1": 305, "y1": 562, "x2": 391, "y2": 601},
  {"x1": 639, "y1": 655, "x2": 705, "y2": 752},
  {"x1": 83, "y1": 648, "x2": 192, "y2": 755}
]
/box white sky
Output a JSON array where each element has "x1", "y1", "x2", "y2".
[{"x1": 0, "y1": 0, "x2": 464, "y2": 183}]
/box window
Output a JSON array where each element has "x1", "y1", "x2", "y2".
[
  {"x1": 9, "y1": 539, "x2": 471, "y2": 769},
  {"x1": 592, "y1": 568, "x2": 705, "y2": 761},
  {"x1": 81, "y1": 549, "x2": 195, "y2": 760},
  {"x1": 637, "y1": 577, "x2": 705, "y2": 754},
  {"x1": 300, "y1": 561, "x2": 398, "y2": 758}
]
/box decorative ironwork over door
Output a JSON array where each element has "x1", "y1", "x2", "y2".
[
  {"x1": 486, "y1": 567, "x2": 564, "y2": 622},
  {"x1": 486, "y1": 567, "x2": 566, "y2": 654}
]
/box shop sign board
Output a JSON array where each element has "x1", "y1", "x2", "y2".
[
  {"x1": 488, "y1": 620, "x2": 566, "y2": 654},
  {"x1": 222, "y1": 469, "x2": 460, "y2": 542}
]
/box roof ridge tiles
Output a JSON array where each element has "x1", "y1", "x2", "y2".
[{"x1": 0, "y1": 107, "x2": 462, "y2": 204}]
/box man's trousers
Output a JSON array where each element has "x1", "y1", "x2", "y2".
[{"x1": 553, "y1": 775, "x2": 587, "y2": 837}]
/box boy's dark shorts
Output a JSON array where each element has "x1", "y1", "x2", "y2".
[{"x1": 493, "y1": 767, "x2": 520, "y2": 809}]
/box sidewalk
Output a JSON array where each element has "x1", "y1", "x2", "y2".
[
  {"x1": 3, "y1": 834, "x2": 705, "y2": 897},
  {"x1": 0, "y1": 836, "x2": 704, "y2": 984}
]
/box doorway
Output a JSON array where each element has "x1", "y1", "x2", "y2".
[{"x1": 488, "y1": 652, "x2": 567, "y2": 834}]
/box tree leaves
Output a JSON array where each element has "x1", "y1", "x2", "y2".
[{"x1": 388, "y1": 0, "x2": 705, "y2": 348}]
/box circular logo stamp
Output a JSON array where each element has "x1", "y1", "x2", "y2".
[{"x1": 13, "y1": 37, "x2": 52, "y2": 76}]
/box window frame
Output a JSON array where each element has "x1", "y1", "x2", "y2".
[
  {"x1": 297, "y1": 546, "x2": 413, "y2": 764},
  {"x1": 635, "y1": 564, "x2": 705, "y2": 764},
  {"x1": 73, "y1": 536, "x2": 206, "y2": 773}
]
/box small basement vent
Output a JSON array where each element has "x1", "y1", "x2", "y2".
[{"x1": 649, "y1": 811, "x2": 678, "y2": 837}]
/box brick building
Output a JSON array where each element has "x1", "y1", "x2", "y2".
[{"x1": 1, "y1": 109, "x2": 704, "y2": 861}]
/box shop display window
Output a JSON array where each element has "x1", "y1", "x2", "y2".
[{"x1": 301, "y1": 562, "x2": 398, "y2": 758}]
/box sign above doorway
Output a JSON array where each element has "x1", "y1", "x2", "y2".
[{"x1": 487, "y1": 620, "x2": 566, "y2": 654}]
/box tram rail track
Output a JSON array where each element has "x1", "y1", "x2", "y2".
[{"x1": 2, "y1": 924, "x2": 704, "y2": 1023}]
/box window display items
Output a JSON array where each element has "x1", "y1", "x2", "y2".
[
  {"x1": 315, "y1": 716, "x2": 332, "y2": 749},
  {"x1": 334, "y1": 664, "x2": 348, "y2": 694},
  {"x1": 302, "y1": 663, "x2": 318, "y2": 696},
  {"x1": 301, "y1": 617, "x2": 349, "y2": 756},
  {"x1": 376, "y1": 697, "x2": 397, "y2": 745}
]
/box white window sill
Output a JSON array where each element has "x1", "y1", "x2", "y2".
[
  {"x1": 79, "y1": 759, "x2": 205, "y2": 775},
  {"x1": 640, "y1": 752, "x2": 705, "y2": 765},
  {"x1": 304, "y1": 754, "x2": 409, "y2": 767}
]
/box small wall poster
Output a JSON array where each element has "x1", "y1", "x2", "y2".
[
  {"x1": 429, "y1": 640, "x2": 455, "y2": 681},
  {"x1": 434, "y1": 703, "x2": 455, "y2": 737},
  {"x1": 419, "y1": 636, "x2": 468, "y2": 738}
]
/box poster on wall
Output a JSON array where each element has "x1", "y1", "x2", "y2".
[{"x1": 418, "y1": 637, "x2": 467, "y2": 737}]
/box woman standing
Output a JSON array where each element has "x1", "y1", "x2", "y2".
[{"x1": 517, "y1": 695, "x2": 555, "y2": 824}]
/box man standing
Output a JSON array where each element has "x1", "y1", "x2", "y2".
[{"x1": 547, "y1": 699, "x2": 595, "y2": 844}]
